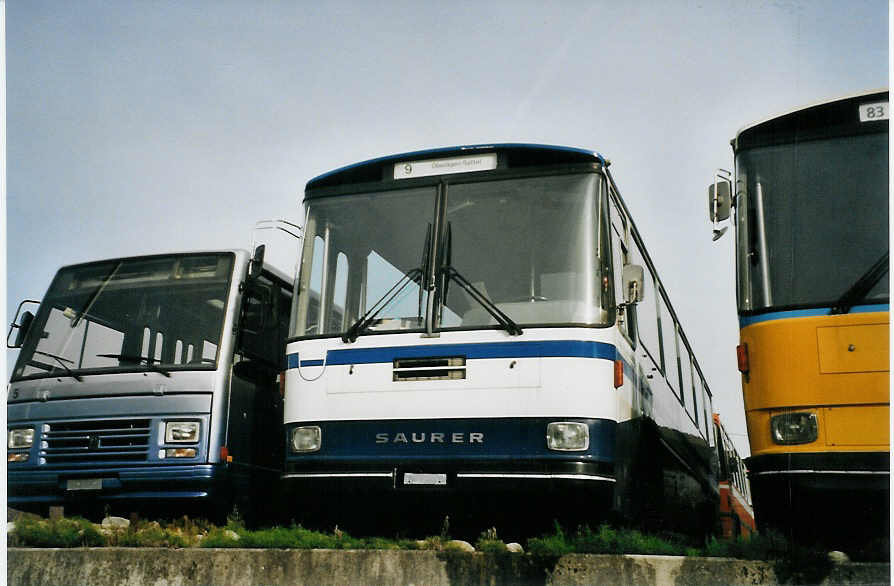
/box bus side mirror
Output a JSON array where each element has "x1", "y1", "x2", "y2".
[
  {"x1": 248, "y1": 244, "x2": 266, "y2": 281},
  {"x1": 622, "y1": 264, "x2": 645, "y2": 304},
  {"x1": 708, "y1": 171, "x2": 732, "y2": 241},
  {"x1": 8, "y1": 311, "x2": 35, "y2": 349},
  {"x1": 708, "y1": 180, "x2": 732, "y2": 223}
]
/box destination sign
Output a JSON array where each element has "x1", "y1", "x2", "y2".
[{"x1": 394, "y1": 153, "x2": 497, "y2": 180}]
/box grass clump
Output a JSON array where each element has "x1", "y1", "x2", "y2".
[
  {"x1": 12, "y1": 516, "x2": 107, "y2": 548},
  {"x1": 200, "y1": 523, "x2": 406, "y2": 550},
  {"x1": 527, "y1": 523, "x2": 700, "y2": 556},
  {"x1": 528, "y1": 522, "x2": 690, "y2": 557},
  {"x1": 526, "y1": 522, "x2": 575, "y2": 556},
  {"x1": 702, "y1": 530, "x2": 788, "y2": 560},
  {"x1": 112, "y1": 521, "x2": 189, "y2": 548},
  {"x1": 475, "y1": 527, "x2": 508, "y2": 554},
  {"x1": 413, "y1": 536, "x2": 447, "y2": 550},
  {"x1": 574, "y1": 524, "x2": 688, "y2": 556},
  {"x1": 110, "y1": 516, "x2": 213, "y2": 548}
]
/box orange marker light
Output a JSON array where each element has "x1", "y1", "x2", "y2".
[
  {"x1": 614, "y1": 360, "x2": 624, "y2": 388},
  {"x1": 736, "y1": 343, "x2": 749, "y2": 374},
  {"x1": 220, "y1": 446, "x2": 233, "y2": 463}
]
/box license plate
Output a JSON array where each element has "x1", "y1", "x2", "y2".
[
  {"x1": 67, "y1": 478, "x2": 102, "y2": 491},
  {"x1": 403, "y1": 473, "x2": 447, "y2": 486}
]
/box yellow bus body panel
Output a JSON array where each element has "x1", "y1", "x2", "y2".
[{"x1": 741, "y1": 311, "x2": 889, "y2": 457}]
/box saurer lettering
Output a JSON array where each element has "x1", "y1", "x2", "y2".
[{"x1": 375, "y1": 432, "x2": 484, "y2": 444}]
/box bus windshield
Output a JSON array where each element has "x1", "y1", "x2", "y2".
[
  {"x1": 291, "y1": 172, "x2": 614, "y2": 338},
  {"x1": 735, "y1": 132, "x2": 889, "y2": 313},
  {"x1": 11, "y1": 253, "x2": 235, "y2": 381}
]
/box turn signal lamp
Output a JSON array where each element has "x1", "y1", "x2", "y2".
[
  {"x1": 770, "y1": 412, "x2": 818, "y2": 445},
  {"x1": 159, "y1": 448, "x2": 197, "y2": 459},
  {"x1": 614, "y1": 360, "x2": 624, "y2": 388},
  {"x1": 736, "y1": 344, "x2": 749, "y2": 374}
]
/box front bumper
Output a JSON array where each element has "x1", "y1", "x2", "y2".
[
  {"x1": 283, "y1": 458, "x2": 615, "y2": 495},
  {"x1": 746, "y1": 451, "x2": 889, "y2": 492},
  {"x1": 7, "y1": 463, "x2": 230, "y2": 506}
]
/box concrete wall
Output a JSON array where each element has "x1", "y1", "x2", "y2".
[{"x1": 7, "y1": 548, "x2": 890, "y2": 585}]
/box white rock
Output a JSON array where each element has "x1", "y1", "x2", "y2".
[
  {"x1": 101, "y1": 516, "x2": 130, "y2": 530},
  {"x1": 506, "y1": 542, "x2": 524, "y2": 553},
  {"x1": 446, "y1": 539, "x2": 475, "y2": 553},
  {"x1": 828, "y1": 550, "x2": 850, "y2": 564},
  {"x1": 7, "y1": 522, "x2": 15, "y2": 534}
]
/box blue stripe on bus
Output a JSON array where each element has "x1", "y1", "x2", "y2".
[
  {"x1": 287, "y1": 340, "x2": 617, "y2": 369},
  {"x1": 739, "y1": 304, "x2": 889, "y2": 327}
]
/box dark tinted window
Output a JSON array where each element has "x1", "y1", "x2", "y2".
[{"x1": 736, "y1": 132, "x2": 888, "y2": 311}]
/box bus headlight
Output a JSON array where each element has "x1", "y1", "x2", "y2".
[
  {"x1": 291, "y1": 426, "x2": 321, "y2": 453},
  {"x1": 164, "y1": 421, "x2": 200, "y2": 443},
  {"x1": 8, "y1": 427, "x2": 34, "y2": 450},
  {"x1": 546, "y1": 422, "x2": 589, "y2": 451},
  {"x1": 770, "y1": 412, "x2": 818, "y2": 445}
]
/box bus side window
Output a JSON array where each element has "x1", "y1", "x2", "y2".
[
  {"x1": 611, "y1": 231, "x2": 634, "y2": 345},
  {"x1": 658, "y1": 294, "x2": 681, "y2": 401},
  {"x1": 680, "y1": 342, "x2": 699, "y2": 427},
  {"x1": 239, "y1": 273, "x2": 293, "y2": 367},
  {"x1": 240, "y1": 286, "x2": 271, "y2": 362},
  {"x1": 608, "y1": 196, "x2": 636, "y2": 345},
  {"x1": 630, "y1": 242, "x2": 660, "y2": 365},
  {"x1": 702, "y1": 382, "x2": 711, "y2": 441}
]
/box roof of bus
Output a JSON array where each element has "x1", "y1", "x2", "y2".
[
  {"x1": 306, "y1": 143, "x2": 606, "y2": 190},
  {"x1": 733, "y1": 88, "x2": 888, "y2": 151}
]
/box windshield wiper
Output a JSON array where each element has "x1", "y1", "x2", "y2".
[
  {"x1": 96, "y1": 353, "x2": 172, "y2": 377},
  {"x1": 33, "y1": 350, "x2": 83, "y2": 382},
  {"x1": 342, "y1": 268, "x2": 424, "y2": 343},
  {"x1": 830, "y1": 251, "x2": 889, "y2": 315},
  {"x1": 441, "y1": 266, "x2": 523, "y2": 336},
  {"x1": 71, "y1": 261, "x2": 122, "y2": 328}
]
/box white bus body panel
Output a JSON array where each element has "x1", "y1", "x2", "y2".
[{"x1": 284, "y1": 328, "x2": 627, "y2": 424}]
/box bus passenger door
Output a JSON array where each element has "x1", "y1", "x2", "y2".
[{"x1": 229, "y1": 272, "x2": 292, "y2": 521}]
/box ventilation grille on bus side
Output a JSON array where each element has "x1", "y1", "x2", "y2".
[
  {"x1": 41, "y1": 418, "x2": 152, "y2": 464},
  {"x1": 393, "y1": 357, "x2": 466, "y2": 381}
]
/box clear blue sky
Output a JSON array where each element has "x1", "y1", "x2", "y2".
[{"x1": 4, "y1": 0, "x2": 889, "y2": 455}]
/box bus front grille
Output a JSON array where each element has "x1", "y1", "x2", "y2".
[
  {"x1": 393, "y1": 356, "x2": 466, "y2": 381},
  {"x1": 41, "y1": 418, "x2": 152, "y2": 464}
]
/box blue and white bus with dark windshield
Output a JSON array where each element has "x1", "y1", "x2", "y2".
[
  {"x1": 283, "y1": 144, "x2": 718, "y2": 535},
  {"x1": 7, "y1": 248, "x2": 292, "y2": 523}
]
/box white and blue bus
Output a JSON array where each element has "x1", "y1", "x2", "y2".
[
  {"x1": 7, "y1": 248, "x2": 292, "y2": 523},
  {"x1": 283, "y1": 144, "x2": 718, "y2": 534}
]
